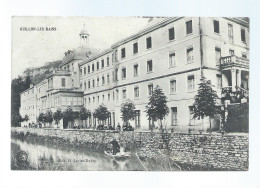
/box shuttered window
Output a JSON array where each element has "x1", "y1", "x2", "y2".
[
  {"x1": 241, "y1": 28, "x2": 246, "y2": 42},
  {"x1": 186, "y1": 20, "x2": 193, "y2": 34},
  {"x1": 146, "y1": 37, "x2": 152, "y2": 49},
  {"x1": 213, "y1": 20, "x2": 220, "y2": 33},
  {"x1": 169, "y1": 27, "x2": 175, "y2": 40}
]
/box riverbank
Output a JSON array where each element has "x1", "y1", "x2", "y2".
[{"x1": 11, "y1": 127, "x2": 249, "y2": 171}]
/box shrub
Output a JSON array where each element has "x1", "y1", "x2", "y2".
[{"x1": 225, "y1": 103, "x2": 249, "y2": 132}]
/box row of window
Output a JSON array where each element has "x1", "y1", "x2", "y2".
[
  {"x1": 84, "y1": 75, "x2": 198, "y2": 106},
  {"x1": 21, "y1": 105, "x2": 35, "y2": 111},
  {"x1": 117, "y1": 19, "x2": 246, "y2": 62},
  {"x1": 215, "y1": 47, "x2": 248, "y2": 65},
  {"x1": 80, "y1": 56, "x2": 110, "y2": 76},
  {"x1": 213, "y1": 19, "x2": 247, "y2": 43},
  {"x1": 41, "y1": 96, "x2": 83, "y2": 108},
  {"x1": 81, "y1": 50, "x2": 192, "y2": 90},
  {"x1": 84, "y1": 73, "x2": 224, "y2": 106},
  {"x1": 79, "y1": 20, "x2": 192, "y2": 76},
  {"x1": 78, "y1": 19, "x2": 247, "y2": 78},
  {"x1": 75, "y1": 105, "x2": 196, "y2": 128},
  {"x1": 21, "y1": 105, "x2": 201, "y2": 127},
  {"x1": 170, "y1": 106, "x2": 203, "y2": 126},
  {"x1": 62, "y1": 62, "x2": 74, "y2": 72},
  {"x1": 115, "y1": 21, "x2": 191, "y2": 61},
  {"x1": 22, "y1": 89, "x2": 34, "y2": 97},
  {"x1": 79, "y1": 20, "x2": 247, "y2": 79}
]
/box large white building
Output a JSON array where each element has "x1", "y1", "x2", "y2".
[{"x1": 20, "y1": 17, "x2": 249, "y2": 132}]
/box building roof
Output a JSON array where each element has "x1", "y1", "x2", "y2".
[
  {"x1": 224, "y1": 17, "x2": 249, "y2": 28},
  {"x1": 61, "y1": 46, "x2": 100, "y2": 66},
  {"x1": 79, "y1": 17, "x2": 178, "y2": 66},
  {"x1": 79, "y1": 28, "x2": 89, "y2": 36},
  {"x1": 79, "y1": 48, "x2": 113, "y2": 66},
  {"x1": 111, "y1": 17, "x2": 180, "y2": 48}
]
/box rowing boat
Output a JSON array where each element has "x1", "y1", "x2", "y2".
[{"x1": 104, "y1": 151, "x2": 131, "y2": 160}]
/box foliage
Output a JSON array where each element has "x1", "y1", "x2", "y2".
[
  {"x1": 11, "y1": 75, "x2": 31, "y2": 126},
  {"x1": 222, "y1": 85, "x2": 249, "y2": 103},
  {"x1": 93, "y1": 105, "x2": 110, "y2": 122},
  {"x1": 23, "y1": 60, "x2": 62, "y2": 85},
  {"x1": 45, "y1": 110, "x2": 53, "y2": 124},
  {"x1": 225, "y1": 103, "x2": 249, "y2": 133},
  {"x1": 63, "y1": 106, "x2": 75, "y2": 122},
  {"x1": 193, "y1": 77, "x2": 218, "y2": 120},
  {"x1": 37, "y1": 112, "x2": 46, "y2": 125},
  {"x1": 23, "y1": 115, "x2": 29, "y2": 122},
  {"x1": 79, "y1": 107, "x2": 91, "y2": 120},
  {"x1": 53, "y1": 109, "x2": 63, "y2": 125},
  {"x1": 120, "y1": 99, "x2": 136, "y2": 123},
  {"x1": 145, "y1": 85, "x2": 169, "y2": 129}
]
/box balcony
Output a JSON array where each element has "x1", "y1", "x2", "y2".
[
  {"x1": 46, "y1": 69, "x2": 71, "y2": 78},
  {"x1": 220, "y1": 55, "x2": 249, "y2": 70}
]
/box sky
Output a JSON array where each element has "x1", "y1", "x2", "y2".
[{"x1": 11, "y1": 17, "x2": 151, "y2": 79}]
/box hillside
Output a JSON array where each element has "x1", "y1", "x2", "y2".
[{"x1": 23, "y1": 60, "x2": 62, "y2": 85}]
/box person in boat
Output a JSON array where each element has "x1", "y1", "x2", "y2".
[{"x1": 110, "y1": 139, "x2": 120, "y2": 155}]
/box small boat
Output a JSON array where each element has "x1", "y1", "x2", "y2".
[{"x1": 104, "y1": 150, "x2": 131, "y2": 160}]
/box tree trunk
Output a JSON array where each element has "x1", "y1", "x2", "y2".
[
  {"x1": 201, "y1": 118, "x2": 204, "y2": 131},
  {"x1": 209, "y1": 116, "x2": 212, "y2": 132}
]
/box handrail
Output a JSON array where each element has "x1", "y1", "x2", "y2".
[{"x1": 220, "y1": 55, "x2": 249, "y2": 66}]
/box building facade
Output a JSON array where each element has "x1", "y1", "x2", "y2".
[{"x1": 20, "y1": 17, "x2": 249, "y2": 132}]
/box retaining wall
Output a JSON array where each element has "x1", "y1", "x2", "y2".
[{"x1": 11, "y1": 127, "x2": 248, "y2": 170}]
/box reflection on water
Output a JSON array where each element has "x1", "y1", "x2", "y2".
[{"x1": 11, "y1": 137, "x2": 180, "y2": 171}]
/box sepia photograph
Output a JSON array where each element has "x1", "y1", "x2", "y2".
[{"x1": 11, "y1": 16, "x2": 249, "y2": 171}]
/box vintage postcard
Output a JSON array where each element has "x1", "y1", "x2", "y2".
[{"x1": 11, "y1": 17, "x2": 249, "y2": 171}]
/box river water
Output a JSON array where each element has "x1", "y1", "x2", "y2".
[{"x1": 11, "y1": 137, "x2": 180, "y2": 171}]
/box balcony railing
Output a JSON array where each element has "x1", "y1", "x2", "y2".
[
  {"x1": 220, "y1": 55, "x2": 249, "y2": 69},
  {"x1": 52, "y1": 69, "x2": 70, "y2": 75},
  {"x1": 46, "y1": 69, "x2": 71, "y2": 78}
]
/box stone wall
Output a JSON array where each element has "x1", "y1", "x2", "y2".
[
  {"x1": 167, "y1": 133, "x2": 248, "y2": 170},
  {"x1": 11, "y1": 128, "x2": 248, "y2": 170}
]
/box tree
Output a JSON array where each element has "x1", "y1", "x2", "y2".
[
  {"x1": 11, "y1": 112, "x2": 23, "y2": 127},
  {"x1": 193, "y1": 77, "x2": 218, "y2": 131},
  {"x1": 45, "y1": 110, "x2": 53, "y2": 127},
  {"x1": 63, "y1": 106, "x2": 76, "y2": 127},
  {"x1": 11, "y1": 76, "x2": 31, "y2": 126},
  {"x1": 145, "y1": 85, "x2": 169, "y2": 130},
  {"x1": 23, "y1": 115, "x2": 29, "y2": 122},
  {"x1": 93, "y1": 105, "x2": 110, "y2": 125},
  {"x1": 53, "y1": 109, "x2": 63, "y2": 127},
  {"x1": 225, "y1": 103, "x2": 249, "y2": 133},
  {"x1": 37, "y1": 112, "x2": 46, "y2": 127},
  {"x1": 25, "y1": 74, "x2": 32, "y2": 88},
  {"x1": 79, "y1": 107, "x2": 91, "y2": 128},
  {"x1": 79, "y1": 107, "x2": 91, "y2": 121},
  {"x1": 121, "y1": 99, "x2": 136, "y2": 124}
]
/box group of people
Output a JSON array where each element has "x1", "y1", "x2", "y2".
[{"x1": 116, "y1": 122, "x2": 134, "y2": 131}]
